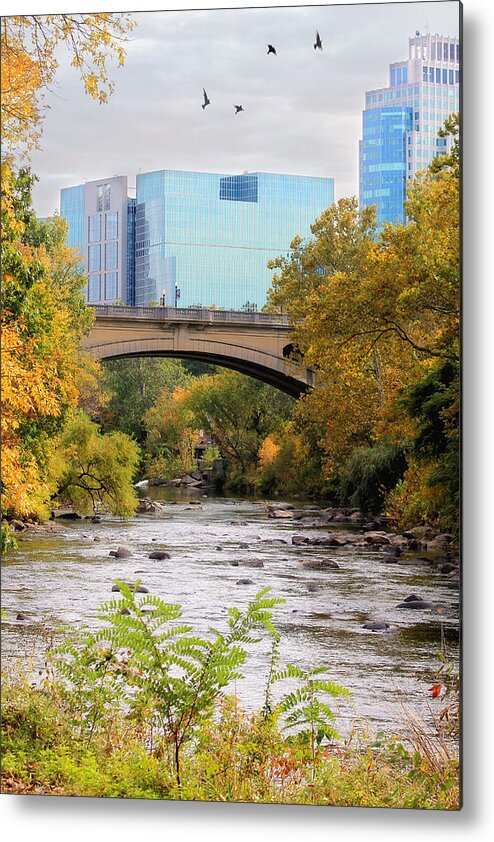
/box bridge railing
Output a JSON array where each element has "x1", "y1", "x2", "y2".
[{"x1": 90, "y1": 304, "x2": 289, "y2": 326}]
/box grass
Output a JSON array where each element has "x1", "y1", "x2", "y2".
[{"x1": 1, "y1": 666, "x2": 460, "y2": 808}]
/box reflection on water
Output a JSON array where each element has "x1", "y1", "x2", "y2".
[{"x1": 1, "y1": 488, "x2": 460, "y2": 739}]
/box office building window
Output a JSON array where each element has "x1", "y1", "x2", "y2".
[
  {"x1": 104, "y1": 183, "x2": 111, "y2": 211},
  {"x1": 442, "y1": 69, "x2": 448, "y2": 84},
  {"x1": 105, "y1": 272, "x2": 117, "y2": 300},
  {"x1": 429, "y1": 66, "x2": 434, "y2": 82},
  {"x1": 422, "y1": 65, "x2": 428, "y2": 82},
  {"x1": 88, "y1": 274, "x2": 101, "y2": 302},
  {"x1": 443, "y1": 43, "x2": 449, "y2": 60},
  {"x1": 455, "y1": 70, "x2": 460, "y2": 83},
  {"x1": 105, "y1": 212, "x2": 118, "y2": 239},
  {"x1": 436, "y1": 68, "x2": 441, "y2": 83},
  {"x1": 431, "y1": 43, "x2": 436, "y2": 60},
  {"x1": 449, "y1": 69, "x2": 454, "y2": 85},
  {"x1": 88, "y1": 244, "x2": 101, "y2": 271},
  {"x1": 450, "y1": 43, "x2": 455, "y2": 61},
  {"x1": 88, "y1": 214, "x2": 101, "y2": 243},
  {"x1": 105, "y1": 241, "x2": 118, "y2": 270},
  {"x1": 96, "y1": 185, "x2": 104, "y2": 212}
]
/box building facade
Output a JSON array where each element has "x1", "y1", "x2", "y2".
[
  {"x1": 359, "y1": 32, "x2": 460, "y2": 228},
  {"x1": 60, "y1": 170, "x2": 334, "y2": 310},
  {"x1": 60, "y1": 176, "x2": 133, "y2": 305}
]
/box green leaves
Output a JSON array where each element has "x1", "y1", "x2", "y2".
[{"x1": 54, "y1": 586, "x2": 287, "y2": 786}]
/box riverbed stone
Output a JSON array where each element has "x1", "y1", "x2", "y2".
[
  {"x1": 292, "y1": 535, "x2": 310, "y2": 545},
  {"x1": 301, "y1": 559, "x2": 339, "y2": 571},
  {"x1": 396, "y1": 599, "x2": 435, "y2": 610},
  {"x1": 236, "y1": 578, "x2": 254, "y2": 585},
  {"x1": 110, "y1": 546, "x2": 133, "y2": 558},
  {"x1": 268, "y1": 509, "x2": 294, "y2": 519},
  {"x1": 242, "y1": 560, "x2": 264, "y2": 568},
  {"x1": 16, "y1": 613, "x2": 28, "y2": 621},
  {"x1": 148, "y1": 550, "x2": 170, "y2": 560},
  {"x1": 362, "y1": 621, "x2": 392, "y2": 632},
  {"x1": 112, "y1": 582, "x2": 149, "y2": 593}
]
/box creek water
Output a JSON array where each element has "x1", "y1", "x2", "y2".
[{"x1": 1, "y1": 488, "x2": 460, "y2": 741}]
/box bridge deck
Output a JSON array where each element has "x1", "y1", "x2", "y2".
[{"x1": 90, "y1": 305, "x2": 289, "y2": 327}]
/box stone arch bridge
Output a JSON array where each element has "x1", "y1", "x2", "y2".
[{"x1": 83, "y1": 306, "x2": 315, "y2": 397}]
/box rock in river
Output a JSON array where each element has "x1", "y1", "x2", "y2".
[
  {"x1": 301, "y1": 559, "x2": 339, "y2": 571},
  {"x1": 112, "y1": 582, "x2": 149, "y2": 593},
  {"x1": 148, "y1": 550, "x2": 170, "y2": 560},
  {"x1": 236, "y1": 578, "x2": 254, "y2": 585},
  {"x1": 109, "y1": 546, "x2": 133, "y2": 558}
]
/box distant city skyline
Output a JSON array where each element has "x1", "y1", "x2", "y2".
[{"x1": 25, "y1": 1, "x2": 460, "y2": 218}]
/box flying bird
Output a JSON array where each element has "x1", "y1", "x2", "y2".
[
  {"x1": 202, "y1": 88, "x2": 210, "y2": 109},
  {"x1": 233, "y1": 104, "x2": 244, "y2": 114},
  {"x1": 314, "y1": 31, "x2": 323, "y2": 50},
  {"x1": 267, "y1": 44, "x2": 277, "y2": 55}
]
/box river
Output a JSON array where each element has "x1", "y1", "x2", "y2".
[{"x1": 1, "y1": 488, "x2": 460, "y2": 741}]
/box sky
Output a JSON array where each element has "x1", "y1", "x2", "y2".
[{"x1": 18, "y1": 1, "x2": 460, "y2": 217}]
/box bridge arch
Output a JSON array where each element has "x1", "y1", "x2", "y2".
[{"x1": 83, "y1": 306, "x2": 315, "y2": 398}]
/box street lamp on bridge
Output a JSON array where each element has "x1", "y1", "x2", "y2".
[{"x1": 174, "y1": 281, "x2": 181, "y2": 308}]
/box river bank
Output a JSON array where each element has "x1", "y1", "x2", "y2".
[{"x1": 1, "y1": 489, "x2": 460, "y2": 743}]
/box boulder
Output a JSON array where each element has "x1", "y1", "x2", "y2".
[
  {"x1": 291, "y1": 535, "x2": 310, "y2": 545},
  {"x1": 268, "y1": 509, "x2": 294, "y2": 519},
  {"x1": 236, "y1": 578, "x2": 254, "y2": 585},
  {"x1": 16, "y1": 613, "x2": 28, "y2": 621},
  {"x1": 301, "y1": 559, "x2": 339, "y2": 571},
  {"x1": 148, "y1": 551, "x2": 170, "y2": 560},
  {"x1": 396, "y1": 599, "x2": 434, "y2": 610},
  {"x1": 111, "y1": 582, "x2": 149, "y2": 594},
  {"x1": 362, "y1": 621, "x2": 392, "y2": 632},
  {"x1": 363, "y1": 532, "x2": 391, "y2": 546},
  {"x1": 109, "y1": 546, "x2": 133, "y2": 558},
  {"x1": 266, "y1": 502, "x2": 294, "y2": 512}
]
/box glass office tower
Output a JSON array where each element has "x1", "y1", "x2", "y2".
[
  {"x1": 134, "y1": 170, "x2": 334, "y2": 310},
  {"x1": 360, "y1": 32, "x2": 460, "y2": 228}
]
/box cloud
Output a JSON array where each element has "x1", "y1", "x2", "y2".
[{"x1": 29, "y1": 2, "x2": 460, "y2": 216}]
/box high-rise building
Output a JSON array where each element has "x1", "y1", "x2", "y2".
[
  {"x1": 60, "y1": 169, "x2": 334, "y2": 309},
  {"x1": 359, "y1": 32, "x2": 460, "y2": 229},
  {"x1": 60, "y1": 176, "x2": 134, "y2": 305}
]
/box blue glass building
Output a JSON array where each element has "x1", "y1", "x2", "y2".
[
  {"x1": 60, "y1": 169, "x2": 334, "y2": 309},
  {"x1": 134, "y1": 170, "x2": 334, "y2": 310},
  {"x1": 360, "y1": 31, "x2": 460, "y2": 228}
]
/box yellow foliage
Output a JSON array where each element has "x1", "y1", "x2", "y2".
[{"x1": 258, "y1": 436, "x2": 280, "y2": 468}]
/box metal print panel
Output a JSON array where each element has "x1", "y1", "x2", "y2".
[{"x1": 1, "y1": 1, "x2": 461, "y2": 810}]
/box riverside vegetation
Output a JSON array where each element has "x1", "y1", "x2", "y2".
[
  {"x1": 1, "y1": 586, "x2": 459, "y2": 807},
  {"x1": 1, "y1": 14, "x2": 460, "y2": 807}
]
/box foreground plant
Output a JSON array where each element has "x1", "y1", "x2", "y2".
[{"x1": 55, "y1": 585, "x2": 285, "y2": 787}]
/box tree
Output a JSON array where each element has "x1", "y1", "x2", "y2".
[
  {"x1": 181, "y1": 371, "x2": 294, "y2": 489},
  {"x1": 1, "y1": 166, "x2": 92, "y2": 518},
  {"x1": 1, "y1": 13, "x2": 136, "y2": 155},
  {"x1": 102, "y1": 358, "x2": 192, "y2": 443},
  {"x1": 265, "y1": 117, "x2": 459, "y2": 512},
  {"x1": 51, "y1": 413, "x2": 140, "y2": 518}
]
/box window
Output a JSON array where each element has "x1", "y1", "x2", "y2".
[
  {"x1": 449, "y1": 69, "x2": 454, "y2": 85},
  {"x1": 105, "y1": 272, "x2": 117, "y2": 300},
  {"x1": 431, "y1": 43, "x2": 436, "y2": 61},
  {"x1": 444, "y1": 43, "x2": 449, "y2": 61},
  {"x1": 456, "y1": 44, "x2": 460, "y2": 62},
  {"x1": 455, "y1": 70, "x2": 460, "y2": 84},
  {"x1": 88, "y1": 215, "x2": 101, "y2": 242},
  {"x1": 450, "y1": 43, "x2": 455, "y2": 61},
  {"x1": 105, "y1": 241, "x2": 118, "y2": 270},
  {"x1": 436, "y1": 68, "x2": 441, "y2": 83},
  {"x1": 397, "y1": 67, "x2": 402, "y2": 85},
  {"x1": 88, "y1": 274, "x2": 101, "y2": 302},
  {"x1": 104, "y1": 183, "x2": 111, "y2": 211},
  {"x1": 391, "y1": 68, "x2": 396, "y2": 86},
  {"x1": 442, "y1": 69, "x2": 447, "y2": 84},
  {"x1": 403, "y1": 66, "x2": 408, "y2": 84},
  {"x1": 105, "y1": 212, "x2": 118, "y2": 239},
  {"x1": 88, "y1": 244, "x2": 100, "y2": 271},
  {"x1": 429, "y1": 66, "x2": 434, "y2": 82},
  {"x1": 437, "y1": 42, "x2": 442, "y2": 57},
  {"x1": 96, "y1": 185, "x2": 104, "y2": 212},
  {"x1": 422, "y1": 65, "x2": 428, "y2": 82}
]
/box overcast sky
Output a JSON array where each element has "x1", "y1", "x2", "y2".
[{"x1": 25, "y1": 1, "x2": 460, "y2": 217}]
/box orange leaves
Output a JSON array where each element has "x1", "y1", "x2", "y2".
[
  {"x1": 428, "y1": 684, "x2": 443, "y2": 700},
  {"x1": 1, "y1": 13, "x2": 135, "y2": 156}
]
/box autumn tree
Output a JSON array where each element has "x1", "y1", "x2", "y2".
[
  {"x1": 1, "y1": 13, "x2": 135, "y2": 156},
  {"x1": 266, "y1": 115, "x2": 460, "y2": 524}
]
